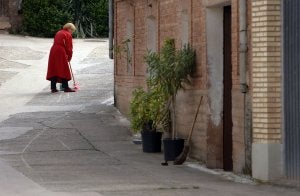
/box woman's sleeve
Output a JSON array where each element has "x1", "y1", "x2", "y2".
[{"x1": 65, "y1": 34, "x2": 73, "y2": 62}]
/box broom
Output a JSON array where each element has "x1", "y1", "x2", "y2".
[
  {"x1": 69, "y1": 62, "x2": 80, "y2": 90},
  {"x1": 173, "y1": 95, "x2": 203, "y2": 165}
]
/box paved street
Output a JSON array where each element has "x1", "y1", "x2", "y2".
[{"x1": 0, "y1": 34, "x2": 299, "y2": 196}]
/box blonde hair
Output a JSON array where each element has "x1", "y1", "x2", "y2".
[{"x1": 63, "y1": 23, "x2": 76, "y2": 32}]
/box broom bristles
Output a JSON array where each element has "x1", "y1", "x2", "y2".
[
  {"x1": 173, "y1": 96, "x2": 203, "y2": 165},
  {"x1": 74, "y1": 82, "x2": 80, "y2": 90},
  {"x1": 173, "y1": 145, "x2": 190, "y2": 165}
]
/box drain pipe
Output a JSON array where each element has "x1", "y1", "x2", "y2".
[
  {"x1": 239, "y1": 0, "x2": 252, "y2": 174},
  {"x1": 109, "y1": 0, "x2": 115, "y2": 106},
  {"x1": 239, "y1": 0, "x2": 248, "y2": 93},
  {"x1": 109, "y1": 0, "x2": 114, "y2": 59}
]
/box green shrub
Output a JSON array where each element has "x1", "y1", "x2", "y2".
[
  {"x1": 22, "y1": 0, "x2": 72, "y2": 37},
  {"x1": 87, "y1": 0, "x2": 109, "y2": 37},
  {"x1": 145, "y1": 38, "x2": 196, "y2": 138},
  {"x1": 130, "y1": 87, "x2": 167, "y2": 133},
  {"x1": 22, "y1": 0, "x2": 108, "y2": 38},
  {"x1": 68, "y1": 0, "x2": 108, "y2": 38}
]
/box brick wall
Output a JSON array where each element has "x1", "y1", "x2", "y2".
[
  {"x1": 251, "y1": 0, "x2": 282, "y2": 144},
  {"x1": 115, "y1": 1, "x2": 132, "y2": 76},
  {"x1": 115, "y1": 0, "x2": 248, "y2": 172}
]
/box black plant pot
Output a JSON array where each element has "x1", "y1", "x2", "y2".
[
  {"x1": 141, "y1": 131, "x2": 162, "y2": 153},
  {"x1": 163, "y1": 138, "x2": 184, "y2": 161}
]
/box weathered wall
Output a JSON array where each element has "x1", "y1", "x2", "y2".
[
  {"x1": 8, "y1": 0, "x2": 22, "y2": 32},
  {"x1": 114, "y1": 0, "x2": 248, "y2": 173}
]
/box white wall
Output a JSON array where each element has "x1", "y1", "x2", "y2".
[{"x1": 206, "y1": 7, "x2": 224, "y2": 127}]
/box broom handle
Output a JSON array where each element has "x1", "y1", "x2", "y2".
[
  {"x1": 68, "y1": 62, "x2": 76, "y2": 85},
  {"x1": 187, "y1": 96, "x2": 203, "y2": 143}
]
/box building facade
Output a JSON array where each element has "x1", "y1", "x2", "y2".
[
  {"x1": 113, "y1": 0, "x2": 299, "y2": 182},
  {"x1": 0, "y1": 0, "x2": 22, "y2": 32}
]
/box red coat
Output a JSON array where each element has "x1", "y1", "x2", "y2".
[{"x1": 46, "y1": 29, "x2": 73, "y2": 81}]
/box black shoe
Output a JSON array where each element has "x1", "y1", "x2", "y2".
[
  {"x1": 51, "y1": 89, "x2": 58, "y2": 93},
  {"x1": 64, "y1": 88, "x2": 76, "y2": 92}
]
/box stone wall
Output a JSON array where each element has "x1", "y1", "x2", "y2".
[
  {"x1": 8, "y1": 0, "x2": 23, "y2": 32},
  {"x1": 0, "y1": 0, "x2": 22, "y2": 32}
]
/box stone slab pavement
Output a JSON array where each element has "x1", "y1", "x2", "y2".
[{"x1": 0, "y1": 34, "x2": 299, "y2": 196}]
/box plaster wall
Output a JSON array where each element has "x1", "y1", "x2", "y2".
[{"x1": 206, "y1": 7, "x2": 224, "y2": 127}]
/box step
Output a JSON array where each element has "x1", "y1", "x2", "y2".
[
  {"x1": 0, "y1": 22, "x2": 11, "y2": 30},
  {"x1": 0, "y1": 30, "x2": 9, "y2": 34},
  {"x1": 0, "y1": 17, "x2": 11, "y2": 30},
  {"x1": 0, "y1": 16, "x2": 9, "y2": 22}
]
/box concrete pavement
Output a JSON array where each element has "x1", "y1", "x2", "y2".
[{"x1": 0, "y1": 34, "x2": 299, "y2": 196}]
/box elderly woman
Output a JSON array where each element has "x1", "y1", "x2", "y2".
[{"x1": 46, "y1": 23, "x2": 76, "y2": 93}]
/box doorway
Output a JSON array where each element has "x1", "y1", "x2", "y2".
[
  {"x1": 223, "y1": 5, "x2": 233, "y2": 171},
  {"x1": 206, "y1": 4, "x2": 233, "y2": 169}
]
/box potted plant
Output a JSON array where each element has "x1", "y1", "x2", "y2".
[
  {"x1": 145, "y1": 38, "x2": 196, "y2": 162},
  {"x1": 130, "y1": 87, "x2": 167, "y2": 153}
]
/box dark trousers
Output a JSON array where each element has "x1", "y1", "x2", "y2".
[{"x1": 50, "y1": 78, "x2": 69, "y2": 90}]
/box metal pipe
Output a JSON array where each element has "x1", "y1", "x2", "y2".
[
  {"x1": 239, "y1": 0, "x2": 248, "y2": 93},
  {"x1": 109, "y1": 0, "x2": 114, "y2": 59}
]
